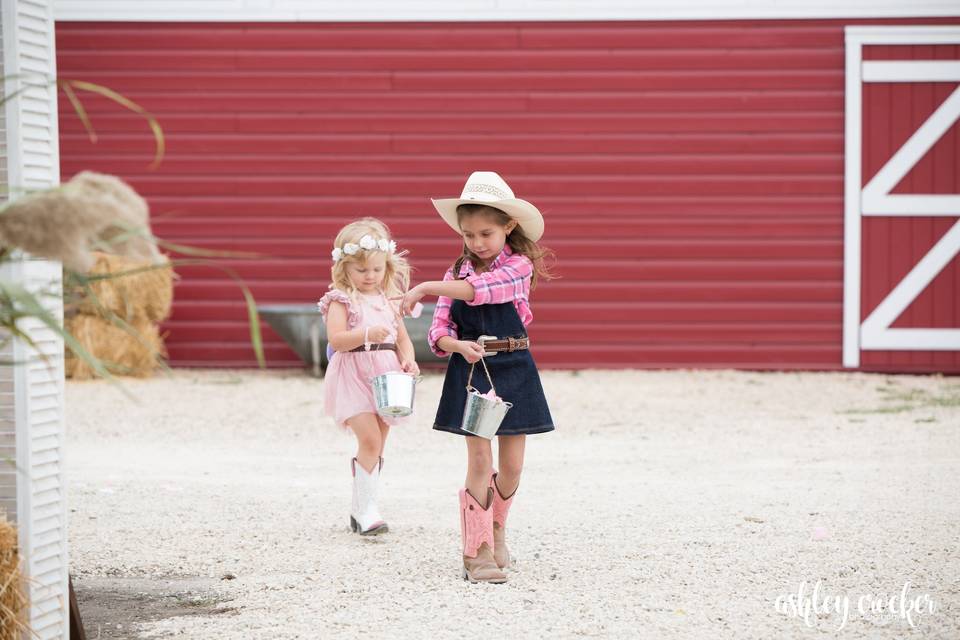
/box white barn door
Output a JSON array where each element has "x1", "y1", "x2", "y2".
[{"x1": 844, "y1": 26, "x2": 960, "y2": 369}]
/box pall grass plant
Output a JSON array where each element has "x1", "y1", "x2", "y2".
[
  {"x1": 0, "y1": 75, "x2": 266, "y2": 377},
  {"x1": 0, "y1": 74, "x2": 270, "y2": 638}
]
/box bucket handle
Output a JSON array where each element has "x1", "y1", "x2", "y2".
[
  {"x1": 466, "y1": 355, "x2": 497, "y2": 397},
  {"x1": 363, "y1": 289, "x2": 405, "y2": 382}
]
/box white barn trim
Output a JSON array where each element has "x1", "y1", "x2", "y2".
[
  {"x1": 1, "y1": 0, "x2": 68, "y2": 637},
  {"x1": 52, "y1": 0, "x2": 960, "y2": 22}
]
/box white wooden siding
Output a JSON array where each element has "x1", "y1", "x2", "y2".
[
  {"x1": 1, "y1": 0, "x2": 67, "y2": 637},
  {"x1": 0, "y1": 4, "x2": 15, "y2": 525}
]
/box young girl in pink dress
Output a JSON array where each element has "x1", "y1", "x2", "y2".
[{"x1": 317, "y1": 217, "x2": 419, "y2": 536}]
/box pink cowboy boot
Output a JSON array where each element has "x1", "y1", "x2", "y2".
[
  {"x1": 459, "y1": 487, "x2": 506, "y2": 583},
  {"x1": 350, "y1": 457, "x2": 388, "y2": 536},
  {"x1": 490, "y1": 472, "x2": 517, "y2": 569}
]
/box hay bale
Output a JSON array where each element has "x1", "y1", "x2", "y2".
[
  {"x1": 0, "y1": 515, "x2": 27, "y2": 640},
  {"x1": 65, "y1": 315, "x2": 166, "y2": 380},
  {"x1": 72, "y1": 252, "x2": 174, "y2": 323}
]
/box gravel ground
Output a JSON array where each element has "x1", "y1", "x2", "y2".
[{"x1": 66, "y1": 368, "x2": 959, "y2": 639}]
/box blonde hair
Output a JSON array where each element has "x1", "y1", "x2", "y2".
[
  {"x1": 329, "y1": 217, "x2": 410, "y2": 299},
  {"x1": 453, "y1": 204, "x2": 555, "y2": 288}
]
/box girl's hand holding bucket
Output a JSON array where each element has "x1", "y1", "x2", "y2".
[
  {"x1": 400, "y1": 359, "x2": 420, "y2": 376},
  {"x1": 455, "y1": 340, "x2": 485, "y2": 364}
]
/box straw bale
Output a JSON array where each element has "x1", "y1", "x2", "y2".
[
  {"x1": 65, "y1": 315, "x2": 165, "y2": 380},
  {"x1": 0, "y1": 515, "x2": 27, "y2": 640},
  {"x1": 72, "y1": 252, "x2": 174, "y2": 323}
]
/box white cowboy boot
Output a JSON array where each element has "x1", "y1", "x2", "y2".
[{"x1": 350, "y1": 457, "x2": 388, "y2": 536}]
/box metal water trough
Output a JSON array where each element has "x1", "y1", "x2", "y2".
[{"x1": 258, "y1": 302, "x2": 446, "y2": 376}]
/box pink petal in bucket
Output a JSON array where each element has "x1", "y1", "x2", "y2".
[
  {"x1": 461, "y1": 357, "x2": 512, "y2": 439},
  {"x1": 480, "y1": 388, "x2": 501, "y2": 403}
]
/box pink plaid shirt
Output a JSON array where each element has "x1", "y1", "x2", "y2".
[{"x1": 427, "y1": 245, "x2": 534, "y2": 357}]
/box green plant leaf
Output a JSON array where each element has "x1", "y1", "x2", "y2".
[
  {"x1": 168, "y1": 259, "x2": 266, "y2": 368},
  {"x1": 155, "y1": 238, "x2": 263, "y2": 260},
  {"x1": 0, "y1": 279, "x2": 115, "y2": 383}
]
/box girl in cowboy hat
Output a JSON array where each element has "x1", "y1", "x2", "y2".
[
  {"x1": 399, "y1": 171, "x2": 554, "y2": 583},
  {"x1": 318, "y1": 217, "x2": 419, "y2": 536}
]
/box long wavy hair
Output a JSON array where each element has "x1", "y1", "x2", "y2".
[
  {"x1": 452, "y1": 204, "x2": 555, "y2": 288},
  {"x1": 329, "y1": 217, "x2": 410, "y2": 299}
]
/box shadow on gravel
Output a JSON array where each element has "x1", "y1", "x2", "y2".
[{"x1": 73, "y1": 576, "x2": 237, "y2": 639}]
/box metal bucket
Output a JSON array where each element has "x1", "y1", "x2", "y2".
[
  {"x1": 461, "y1": 388, "x2": 512, "y2": 439},
  {"x1": 372, "y1": 371, "x2": 417, "y2": 418},
  {"x1": 460, "y1": 356, "x2": 512, "y2": 439}
]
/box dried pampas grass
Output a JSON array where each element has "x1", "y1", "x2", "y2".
[{"x1": 0, "y1": 171, "x2": 162, "y2": 271}]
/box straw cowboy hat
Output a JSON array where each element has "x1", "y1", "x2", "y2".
[{"x1": 431, "y1": 171, "x2": 544, "y2": 242}]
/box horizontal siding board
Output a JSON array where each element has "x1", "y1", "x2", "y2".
[
  {"x1": 58, "y1": 112, "x2": 844, "y2": 135},
  {"x1": 173, "y1": 280, "x2": 843, "y2": 303},
  {"x1": 55, "y1": 69, "x2": 846, "y2": 92},
  {"x1": 64, "y1": 154, "x2": 846, "y2": 177},
  {"x1": 78, "y1": 176, "x2": 843, "y2": 197},
  {"x1": 151, "y1": 219, "x2": 843, "y2": 238},
  {"x1": 168, "y1": 300, "x2": 842, "y2": 323},
  {"x1": 57, "y1": 48, "x2": 847, "y2": 71},
  {"x1": 170, "y1": 259, "x2": 842, "y2": 282},
  {"x1": 164, "y1": 342, "x2": 844, "y2": 366},
  {"x1": 50, "y1": 25, "x2": 850, "y2": 51},
  {"x1": 392, "y1": 69, "x2": 845, "y2": 91},
  {"x1": 61, "y1": 132, "x2": 844, "y2": 155},
  {"x1": 55, "y1": 19, "x2": 959, "y2": 371},
  {"x1": 148, "y1": 238, "x2": 843, "y2": 259},
  {"x1": 135, "y1": 195, "x2": 846, "y2": 217},
  {"x1": 55, "y1": 26, "x2": 526, "y2": 50},
  {"x1": 57, "y1": 90, "x2": 845, "y2": 113},
  {"x1": 168, "y1": 320, "x2": 840, "y2": 343}
]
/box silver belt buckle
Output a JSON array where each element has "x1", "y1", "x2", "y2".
[{"x1": 477, "y1": 335, "x2": 498, "y2": 357}]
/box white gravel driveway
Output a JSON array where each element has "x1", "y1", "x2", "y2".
[{"x1": 65, "y1": 369, "x2": 960, "y2": 639}]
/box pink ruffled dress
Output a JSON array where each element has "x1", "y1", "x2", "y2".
[{"x1": 317, "y1": 289, "x2": 410, "y2": 429}]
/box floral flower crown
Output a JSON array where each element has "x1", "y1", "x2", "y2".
[{"x1": 331, "y1": 234, "x2": 397, "y2": 262}]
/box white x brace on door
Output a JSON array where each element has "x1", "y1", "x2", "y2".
[{"x1": 843, "y1": 26, "x2": 960, "y2": 368}]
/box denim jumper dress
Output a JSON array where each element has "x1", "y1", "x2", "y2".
[{"x1": 433, "y1": 277, "x2": 555, "y2": 436}]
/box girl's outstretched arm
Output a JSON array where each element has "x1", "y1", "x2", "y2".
[
  {"x1": 398, "y1": 279, "x2": 475, "y2": 316},
  {"x1": 400, "y1": 253, "x2": 533, "y2": 314}
]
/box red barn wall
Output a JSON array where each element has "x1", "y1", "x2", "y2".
[{"x1": 54, "y1": 19, "x2": 960, "y2": 371}]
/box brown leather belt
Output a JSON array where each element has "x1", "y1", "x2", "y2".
[
  {"x1": 349, "y1": 343, "x2": 398, "y2": 353},
  {"x1": 471, "y1": 335, "x2": 530, "y2": 356}
]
